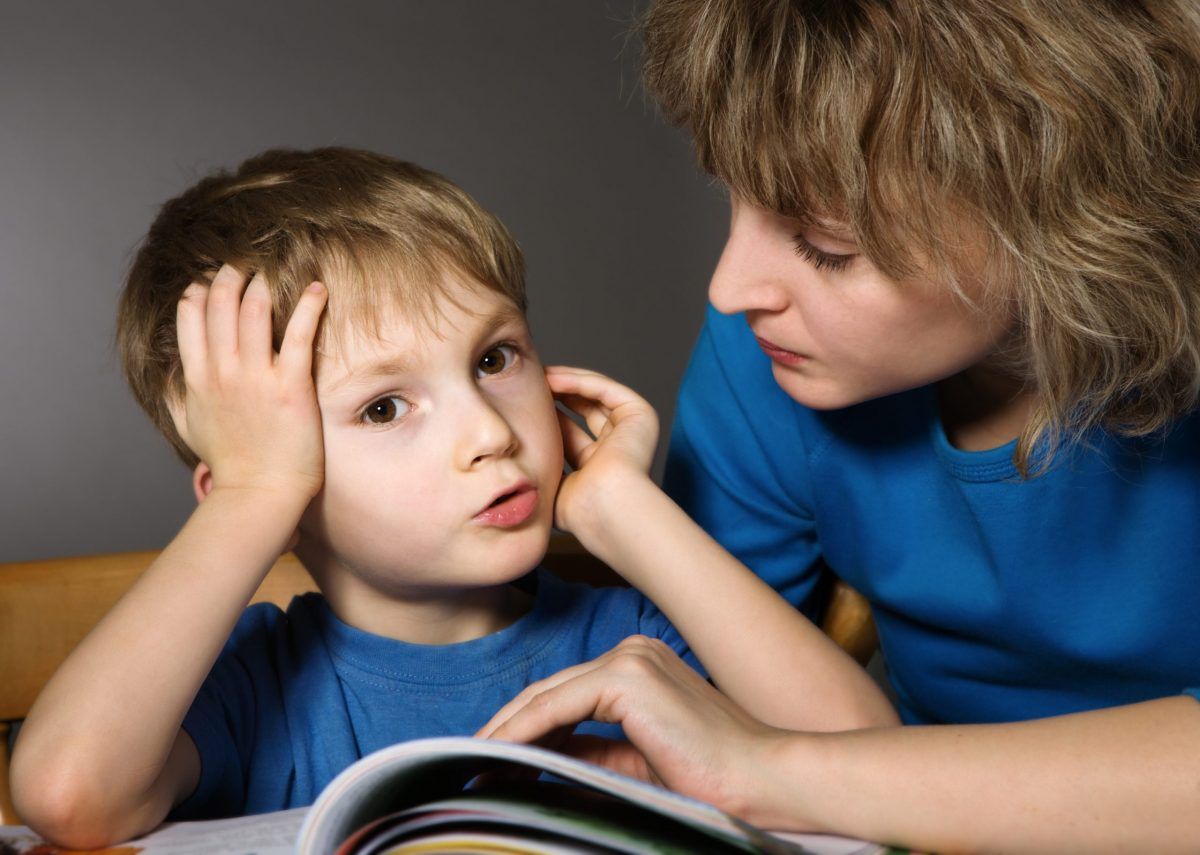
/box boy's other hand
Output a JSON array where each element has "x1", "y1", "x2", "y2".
[
  {"x1": 171, "y1": 264, "x2": 328, "y2": 504},
  {"x1": 546, "y1": 366, "x2": 658, "y2": 534}
]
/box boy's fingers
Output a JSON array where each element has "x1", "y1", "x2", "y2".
[
  {"x1": 207, "y1": 264, "x2": 251, "y2": 360},
  {"x1": 175, "y1": 283, "x2": 210, "y2": 378},
  {"x1": 238, "y1": 272, "x2": 274, "y2": 367},
  {"x1": 546, "y1": 367, "x2": 643, "y2": 414},
  {"x1": 557, "y1": 410, "x2": 593, "y2": 467},
  {"x1": 551, "y1": 387, "x2": 612, "y2": 420},
  {"x1": 556, "y1": 393, "x2": 612, "y2": 441},
  {"x1": 278, "y1": 282, "x2": 328, "y2": 378}
]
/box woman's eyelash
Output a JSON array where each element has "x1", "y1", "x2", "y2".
[{"x1": 793, "y1": 235, "x2": 854, "y2": 272}]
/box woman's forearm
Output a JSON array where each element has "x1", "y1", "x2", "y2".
[{"x1": 757, "y1": 695, "x2": 1200, "y2": 853}]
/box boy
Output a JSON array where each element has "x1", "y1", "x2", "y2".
[{"x1": 11, "y1": 148, "x2": 893, "y2": 848}]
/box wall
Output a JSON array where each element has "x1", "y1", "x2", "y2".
[{"x1": 0, "y1": 0, "x2": 728, "y2": 561}]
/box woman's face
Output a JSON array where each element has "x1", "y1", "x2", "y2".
[{"x1": 708, "y1": 196, "x2": 1013, "y2": 410}]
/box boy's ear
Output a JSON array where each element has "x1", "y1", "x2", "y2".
[{"x1": 192, "y1": 462, "x2": 214, "y2": 504}]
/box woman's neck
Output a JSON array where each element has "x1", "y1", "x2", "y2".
[{"x1": 937, "y1": 364, "x2": 1036, "y2": 452}]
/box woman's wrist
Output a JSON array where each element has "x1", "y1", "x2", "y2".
[{"x1": 731, "y1": 728, "x2": 838, "y2": 833}]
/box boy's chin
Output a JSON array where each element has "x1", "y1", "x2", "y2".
[{"x1": 487, "y1": 528, "x2": 552, "y2": 580}]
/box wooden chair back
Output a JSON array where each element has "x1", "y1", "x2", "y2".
[{"x1": 0, "y1": 535, "x2": 874, "y2": 825}]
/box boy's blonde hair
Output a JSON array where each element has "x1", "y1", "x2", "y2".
[
  {"x1": 643, "y1": 0, "x2": 1200, "y2": 473},
  {"x1": 118, "y1": 147, "x2": 526, "y2": 468}
]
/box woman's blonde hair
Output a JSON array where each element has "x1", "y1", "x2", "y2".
[
  {"x1": 643, "y1": 0, "x2": 1200, "y2": 473},
  {"x1": 118, "y1": 147, "x2": 526, "y2": 468}
]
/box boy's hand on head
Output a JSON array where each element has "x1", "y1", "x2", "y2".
[
  {"x1": 172, "y1": 264, "x2": 328, "y2": 505},
  {"x1": 546, "y1": 366, "x2": 658, "y2": 534}
]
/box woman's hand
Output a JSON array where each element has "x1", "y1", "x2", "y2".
[
  {"x1": 170, "y1": 264, "x2": 328, "y2": 503},
  {"x1": 545, "y1": 366, "x2": 659, "y2": 534},
  {"x1": 476, "y1": 635, "x2": 790, "y2": 821}
]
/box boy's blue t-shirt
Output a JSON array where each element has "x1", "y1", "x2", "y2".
[
  {"x1": 171, "y1": 568, "x2": 695, "y2": 820},
  {"x1": 665, "y1": 305, "x2": 1200, "y2": 726}
]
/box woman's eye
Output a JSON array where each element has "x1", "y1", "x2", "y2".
[
  {"x1": 793, "y1": 235, "x2": 855, "y2": 273},
  {"x1": 476, "y1": 344, "x2": 517, "y2": 378},
  {"x1": 362, "y1": 396, "x2": 410, "y2": 425}
]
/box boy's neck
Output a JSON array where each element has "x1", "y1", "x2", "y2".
[{"x1": 314, "y1": 570, "x2": 534, "y2": 645}]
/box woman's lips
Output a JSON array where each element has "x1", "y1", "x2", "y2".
[
  {"x1": 755, "y1": 336, "x2": 809, "y2": 366},
  {"x1": 473, "y1": 487, "x2": 538, "y2": 528}
]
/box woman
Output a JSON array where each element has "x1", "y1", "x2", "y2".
[{"x1": 482, "y1": 1, "x2": 1200, "y2": 851}]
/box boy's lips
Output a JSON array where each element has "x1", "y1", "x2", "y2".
[
  {"x1": 755, "y1": 335, "x2": 809, "y2": 366},
  {"x1": 473, "y1": 483, "x2": 538, "y2": 528}
]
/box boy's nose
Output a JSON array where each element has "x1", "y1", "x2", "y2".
[
  {"x1": 708, "y1": 202, "x2": 792, "y2": 316},
  {"x1": 457, "y1": 395, "x2": 519, "y2": 469}
]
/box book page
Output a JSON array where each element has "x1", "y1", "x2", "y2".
[
  {"x1": 0, "y1": 808, "x2": 306, "y2": 855},
  {"x1": 296, "y1": 737, "x2": 887, "y2": 855}
]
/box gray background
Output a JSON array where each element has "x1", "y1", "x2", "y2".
[{"x1": 1, "y1": 0, "x2": 729, "y2": 563}]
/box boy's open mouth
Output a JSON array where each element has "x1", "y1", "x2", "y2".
[
  {"x1": 474, "y1": 484, "x2": 538, "y2": 528},
  {"x1": 488, "y1": 490, "x2": 519, "y2": 508}
]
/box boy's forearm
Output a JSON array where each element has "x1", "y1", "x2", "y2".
[
  {"x1": 12, "y1": 488, "x2": 306, "y2": 842},
  {"x1": 756, "y1": 696, "x2": 1200, "y2": 852},
  {"x1": 570, "y1": 473, "x2": 896, "y2": 731}
]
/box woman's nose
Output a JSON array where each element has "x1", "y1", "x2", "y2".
[{"x1": 708, "y1": 202, "x2": 792, "y2": 315}]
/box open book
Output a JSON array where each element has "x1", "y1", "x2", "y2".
[{"x1": 0, "y1": 737, "x2": 889, "y2": 854}]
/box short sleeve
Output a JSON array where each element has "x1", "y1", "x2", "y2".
[
  {"x1": 663, "y1": 306, "x2": 829, "y2": 619},
  {"x1": 168, "y1": 604, "x2": 283, "y2": 820}
]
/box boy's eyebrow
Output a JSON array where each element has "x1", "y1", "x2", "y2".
[
  {"x1": 479, "y1": 302, "x2": 526, "y2": 339},
  {"x1": 326, "y1": 302, "x2": 527, "y2": 394},
  {"x1": 325, "y1": 354, "x2": 416, "y2": 395}
]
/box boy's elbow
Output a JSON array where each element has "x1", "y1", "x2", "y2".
[{"x1": 12, "y1": 756, "x2": 162, "y2": 849}]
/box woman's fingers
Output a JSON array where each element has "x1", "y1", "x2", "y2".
[
  {"x1": 482, "y1": 636, "x2": 676, "y2": 746},
  {"x1": 477, "y1": 651, "x2": 622, "y2": 739},
  {"x1": 552, "y1": 734, "x2": 655, "y2": 784},
  {"x1": 483, "y1": 667, "x2": 620, "y2": 747},
  {"x1": 279, "y1": 282, "x2": 328, "y2": 381}
]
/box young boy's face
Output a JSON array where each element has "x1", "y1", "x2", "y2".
[{"x1": 297, "y1": 272, "x2": 563, "y2": 603}]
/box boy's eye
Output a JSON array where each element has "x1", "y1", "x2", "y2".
[
  {"x1": 476, "y1": 344, "x2": 517, "y2": 378},
  {"x1": 362, "y1": 395, "x2": 410, "y2": 425}
]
